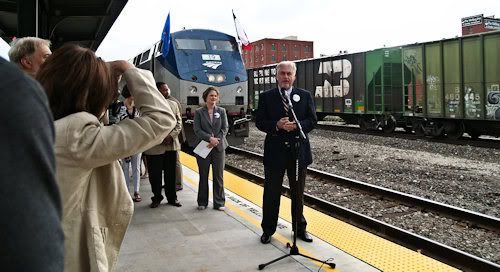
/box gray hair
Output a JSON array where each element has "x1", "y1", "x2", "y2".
[
  {"x1": 8, "y1": 37, "x2": 51, "y2": 65},
  {"x1": 276, "y1": 61, "x2": 297, "y2": 75}
]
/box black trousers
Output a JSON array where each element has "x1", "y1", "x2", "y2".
[
  {"x1": 147, "y1": 151, "x2": 177, "y2": 203},
  {"x1": 261, "y1": 149, "x2": 307, "y2": 236}
]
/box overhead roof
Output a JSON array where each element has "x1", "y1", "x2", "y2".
[{"x1": 0, "y1": 0, "x2": 127, "y2": 50}]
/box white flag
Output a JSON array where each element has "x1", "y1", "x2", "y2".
[{"x1": 232, "y1": 10, "x2": 252, "y2": 50}]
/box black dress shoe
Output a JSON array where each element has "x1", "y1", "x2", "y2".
[
  {"x1": 168, "y1": 200, "x2": 182, "y2": 207},
  {"x1": 149, "y1": 201, "x2": 160, "y2": 208},
  {"x1": 260, "y1": 233, "x2": 271, "y2": 244},
  {"x1": 297, "y1": 231, "x2": 313, "y2": 243}
]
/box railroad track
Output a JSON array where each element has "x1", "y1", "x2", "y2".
[
  {"x1": 226, "y1": 146, "x2": 500, "y2": 272},
  {"x1": 316, "y1": 123, "x2": 500, "y2": 150}
]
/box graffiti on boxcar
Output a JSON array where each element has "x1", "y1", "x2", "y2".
[
  {"x1": 403, "y1": 55, "x2": 423, "y2": 74},
  {"x1": 403, "y1": 51, "x2": 424, "y2": 113},
  {"x1": 464, "y1": 86, "x2": 482, "y2": 118},
  {"x1": 315, "y1": 59, "x2": 352, "y2": 98},
  {"x1": 486, "y1": 84, "x2": 500, "y2": 120},
  {"x1": 426, "y1": 75, "x2": 442, "y2": 114},
  {"x1": 445, "y1": 86, "x2": 461, "y2": 118}
]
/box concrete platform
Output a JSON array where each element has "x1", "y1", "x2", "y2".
[{"x1": 117, "y1": 162, "x2": 378, "y2": 271}]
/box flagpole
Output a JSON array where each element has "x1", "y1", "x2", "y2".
[{"x1": 232, "y1": 9, "x2": 243, "y2": 54}]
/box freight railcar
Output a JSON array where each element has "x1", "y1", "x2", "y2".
[
  {"x1": 130, "y1": 29, "x2": 250, "y2": 146},
  {"x1": 248, "y1": 30, "x2": 500, "y2": 138}
]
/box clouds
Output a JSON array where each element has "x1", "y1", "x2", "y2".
[{"x1": 96, "y1": 0, "x2": 500, "y2": 60}]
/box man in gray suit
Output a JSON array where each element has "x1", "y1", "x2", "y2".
[{"x1": 144, "y1": 82, "x2": 183, "y2": 208}]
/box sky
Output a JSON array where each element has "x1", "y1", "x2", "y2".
[
  {"x1": 0, "y1": 0, "x2": 498, "y2": 61},
  {"x1": 0, "y1": 38, "x2": 10, "y2": 59},
  {"x1": 95, "y1": 0, "x2": 499, "y2": 61}
]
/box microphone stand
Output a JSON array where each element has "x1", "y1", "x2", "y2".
[{"x1": 258, "y1": 93, "x2": 335, "y2": 270}]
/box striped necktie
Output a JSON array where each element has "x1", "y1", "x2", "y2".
[{"x1": 280, "y1": 88, "x2": 289, "y2": 115}]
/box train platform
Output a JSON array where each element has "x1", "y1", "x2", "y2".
[{"x1": 117, "y1": 152, "x2": 460, "y2": 272}]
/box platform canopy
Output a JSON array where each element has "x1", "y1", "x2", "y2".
[{"x1": 0, "y1": 0, "x2": 127, "y2": 50}]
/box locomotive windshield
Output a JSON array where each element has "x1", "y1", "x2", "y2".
[
  {"x1": 209, "y1": 40, "x2": 237, "y2": 51},
  {"x1": 175, "y1": 39, "x2": 206, "y2": 50}
]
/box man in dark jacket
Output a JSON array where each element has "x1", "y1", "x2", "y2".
[
  {"x1": 256, "y1": 61, "x2": 317, "y2": 244},
  {"x1": 0, "y1": 57, "x2": 64, "y2": 270}
]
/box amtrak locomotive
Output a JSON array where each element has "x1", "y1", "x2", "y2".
[{"x1": 130, "y1": 29, "x2": 250, "y2": 146}]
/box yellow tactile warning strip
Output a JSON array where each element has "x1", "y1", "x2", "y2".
[
  {"x1": 180, "y1": 157, "x2": 341, "y2": 271},
  {"x1": 182, "y1": 171, "x2": 331, "y2": 270},
  {"x1": 180, "y1": 152, "x2": 461, "y2": 272}
]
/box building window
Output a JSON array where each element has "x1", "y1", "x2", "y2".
[
  {"x1": 282, "y1": 54, "x2": 286, "y2": 61},
  {"x1": 282, "y1": 44, "x2": 287, "y2": 51},
  {"x1": 271, "y1": 43, "x2": 276, "y2": 51},
  {"x1": 261, "y1": 55, "x2": 264, "y2": 61},
  {"x1": 260, "y1": 44, "x2": 264, "y2": 50},
  {"x1": 305, "y1": 46, "x2": 309, "y2": 52},
  {"x1": 294, "y1": 45, "x2": 299, "y2": 51},
  {"x1": 271, "y1": 55, "x2": 276, "y2": 62}
]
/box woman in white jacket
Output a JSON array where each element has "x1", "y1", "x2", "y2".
[{"x1": 37, "y1": 44, "x2": 176, "y2": 272}]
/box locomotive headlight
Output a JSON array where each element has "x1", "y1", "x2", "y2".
[
  {"x1": 190, "y1": 86, "x2": 198, "y2": 93},
  {"x1": 236, "y1": 86, "x2": 243, "y2": 93},
  {"x1": 207, "y1": 74, "x2": 225, "y2": 83},
  {"x1": 207, "y1": 74, "x2": 216, "y2": 82},
  {"x1": 215, "y1": 74, "x2": 225, "y2": 83}
]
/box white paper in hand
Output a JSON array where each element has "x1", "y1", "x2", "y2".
[{"x1": 193, "y1": 140, "x2": 213, "y2": 159}]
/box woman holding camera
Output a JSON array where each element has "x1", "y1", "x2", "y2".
[{"x1": 36, "y1": 44, "x2": 176, "y2": 272}]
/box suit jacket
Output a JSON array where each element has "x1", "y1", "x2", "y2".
[
  {"x1": 144, "y1": 98, "x2": 182, "y2": 154},
  {"x1": 193, "y1": 105, "x2": 229, "y2": 152},
  {"x1": 54, "y1": 68, "x2": 175, "y2": 272},
  {"x1": 255, "y1": 87, "x2": 317, "y2": 169},
  {"x1": 0, "y1": 57, "x2": 64, "y2": 271},
  {"x1": 167, "y1": 95, "x2": 186, "y2": 143}
]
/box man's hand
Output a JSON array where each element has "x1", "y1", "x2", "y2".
[
  {"x1": 276, "y1": 117, "x2": 289, "y2": 130},
  {"x1": 277, "y1": 117, "x2": 297, "y2": 132},
  {"x1": 283, "y1": 120, "x2": 297, "y2": 132}
]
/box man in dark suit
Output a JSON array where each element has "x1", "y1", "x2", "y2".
[
  {"x1": 256, "y1": 61, "x2": 317, "y2": 244},
  {"x1": 0, "y1": 57, "x2": 64, "y2": 270}
]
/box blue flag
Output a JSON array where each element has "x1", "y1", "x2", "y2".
[{"x1": 161, "y1": 12, "x2": 170, "y2": 58}]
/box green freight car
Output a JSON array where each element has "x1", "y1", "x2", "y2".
[{"x1": 247, "y1": 30, "x2": 500, "y2": 138}]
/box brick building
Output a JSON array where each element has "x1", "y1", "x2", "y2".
[
  {"x1": 242, "y1": 36, "x2": 313, "y2": 69},
  {"x1": 462, "y1": 14, "x2": 500, "y2": 35}
]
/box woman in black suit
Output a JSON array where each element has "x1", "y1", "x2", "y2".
[{"x1": 193, "y1": 87, "x2": 228, "y2": 211}]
